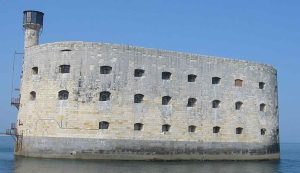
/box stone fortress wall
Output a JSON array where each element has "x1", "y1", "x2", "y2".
[{"x1": 15, "y1": 41, "x2": 280, "y2": 160}]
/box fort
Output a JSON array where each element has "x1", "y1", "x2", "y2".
[{"x1": 14, "y1": 10, "x2": 280, "y2": 160}]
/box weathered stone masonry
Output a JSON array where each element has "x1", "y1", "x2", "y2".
[{"x1": 15, "y1": 11, "x2": 280, "y2": 160}]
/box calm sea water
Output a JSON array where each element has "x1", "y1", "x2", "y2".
[{"x1": 0, "y1": 136, "x2": 299, "y2": 173}]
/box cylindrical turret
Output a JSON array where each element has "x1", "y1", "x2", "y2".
[{"x1": 23, "y1": 10, "x2": 44, "y2": 48}]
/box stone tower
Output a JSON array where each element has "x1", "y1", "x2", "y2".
[{"x1": 23, "y1": 10, "x2": 44, "y2": 48}]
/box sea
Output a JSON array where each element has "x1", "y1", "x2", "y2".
[{"x1": 0, "y1": 136, "x2": 299, "y2": 173}]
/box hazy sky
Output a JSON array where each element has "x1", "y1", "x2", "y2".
[{"x1": 0, "y1": 0, "x2": 299, "y2": 143}]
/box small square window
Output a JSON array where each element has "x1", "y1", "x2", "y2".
[
  {"x1": 188, "y1": 125, "x2": 196, "y2": 133},
  {"x1": 162, "y1": 96, "x2": 171, "y2": 105},
  {"x1": 134, "y1": 94, "x2": 144, "y2": 103},
  {"x1": 59, "y1": 65, "x2": 70, "y2": 73},
  {"x1": 261, "y1": 128, "x2": 266, "y2": 135},
  {"x1": 30, "y1": 91, "x2": 36, "y2": 100},
  {"x1": 187, "y1": 98, "x2": 197, "y2": 107},
  {"x1": 162, "y1": 124, "x2": 170, "y2": 132},
  {"x1": 58, "y1": 90, "x2": 69, "y2": 100},
  {"x1": 134, "y1": 123, "x2": 143, "y2": 131},
  {"x1": 235, "y1": 79, "x2": 243, "y2": 87},
  {"x1": 100, "y1": 66, "x2": 112, "y2": 74},
  {"x1": 259, "y1": 82, "x2": 265, "y2": 89},
  {"x1": 162, "y1": 72, "x2": 171, "y2": 80},
  {"x1": 236, "y1": 127, "x2": 243, "y2": 134},
  {"x1": 212, "y1": 100, "x2": 221, "y2": 108},
  {"x1": 99, "y1": 121, "x2": 109, "y2": 129},
  {"x1": 213, "y1": 126, "x2": 220, "y2": 133},
  {"x1": 188, "y1": 74, "x2": 197, "y2": 82},
  {"x1": 32, "y1": 67, "x2": 38, "y2": 75},
  {"x1": 212, "y1": 77, "x2": 221, "y2": 84},
  {"x1": 260, "y1": 103, "x2": 266, "y2": 112},
  {"x1": 134, "y1": 69, "x2": 145, "y2": 77},
  {"x1": 100, "y1": 91, "x2": 111, "y2": 101},
  {"x1": 235, "y1": 101, "x2": 243, "y2": 110}
]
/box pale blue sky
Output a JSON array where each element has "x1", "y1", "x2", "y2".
[{"x1": 0, "y1": 0, "x2": 299, "y2": 142}]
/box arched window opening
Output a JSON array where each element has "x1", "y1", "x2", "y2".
[
  {"x1": 213, "y1": 126, "x2": 220, "y2": 133},
  {"x1": 134, "y1": 69, "x2": 145, "y2": 77},
  {"x1": 235, "y1": 101, "x2": 243, "y2": 110},
  {"x1": 261, "y1": 128, "x2": 266, "y2": 135},
  {"x1": 134, "y1": 123, "x2": 143, "y2": 131},
  {"x1": 212, "y1": 100, "x2": 221, "y2": 108},
  {"x1": 162, "y1": 96, "x2": 171, "y2": 105},
  {"x1": 188, "y1": 74, "x2": 197, "y2": 82},
  {"x1": 187, "y1": 98, "x2": 197, "y2": 107},
  {"x1": 162, "y1": 71, "x2": 172, "y2": 80},
  {"x1": 99, "y1": 121, "x2": 109, "y2": 129},
  {"x1": 58, "y1": 90, "x2": 69, "y2": 100},
  {"x1": 212, "y1": 77, "x2": 221, "y2": 84},
  {"x1": 235, "y1": 79, "x2": 243, "y2": 87},
  {"x1": 188, "y1": 125, "x2": 196, "y2": 133},
  {"x1": 236, "y1": 127, "x2": 243, "y2": 134},
  {"x1": 134, "y1": 94, "x2": 144, "y2": 103},
  {"x1": 30, "y1": 91, "x2": 36, "y2": 100},
  {"x1": 59, "y1": 65, "x2": 70, "y2": 73},
  {"x1": 60, "y1": 49, "x2": 72, "y2": 52},
  {"x1": 32, "y1": 67, "x2": 38, "y2": 75},
  {"x1": 259, "y1": 82, "x2": 265, "y2": 89},
  {"x1": 260, "y1": 103, "x2": 266, "y2": 112},
  {"x1": 99, "y1": 91, "x2": 111, "y2": 101},
  {"x1": 100, "y1": 66, "x2": 112, "y2": 74},
  {"x1": 162, "y1": 124, "x2": 170, "y2": 132}
]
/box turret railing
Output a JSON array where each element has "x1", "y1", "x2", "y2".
[
  {"x1": 11, "y1": 98, "x2": 20, "y2": 110},
  {"x1": 6, "y1": 123, "x2": 16, "y2": 135}
]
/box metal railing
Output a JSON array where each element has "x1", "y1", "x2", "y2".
[
  {"x1": 11, "y1": 98, "x2": 20, "y2": 109},
  {"x1": 5, "y1": 129, "x2": 16, "y2": 136},
  {"x1": 5, "y1": 123, "x2": 16, "y2": 136},
  {"x1": 11, "y1": 123, "x2": 16, "y2": 129}
]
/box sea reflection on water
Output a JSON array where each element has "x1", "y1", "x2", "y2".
[{"x1": 14, "y1": 157, "x2": 281, "y2": 173}]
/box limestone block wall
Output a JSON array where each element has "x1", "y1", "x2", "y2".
[{"x1": 17, "y1": 41, "x2": 279, "y2": 145}]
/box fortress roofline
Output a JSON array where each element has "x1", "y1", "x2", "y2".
[{"x1": 28, "y1": 41, "x2": 277, "y2": 72}]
